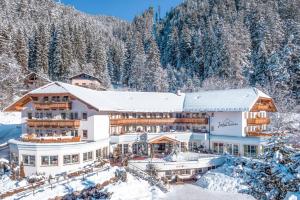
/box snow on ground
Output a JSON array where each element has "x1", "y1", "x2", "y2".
[
  {"x1": 0, "y1": 174, "x2": 21, "y2": 194},
  {"x1": 284, "y1": 192, "x2": 300, "y2": 200},
  {"x1": 165, "y1": 184, "x2": 255, "y2": 200},
  {"x1": 0, "y1": 112, "x2": 22, "y2": 144},
  {"x1": 196, "y1": 163, "x2": 248, "y2": 193},
  {"x1": 164, "y1": 151, "x2": 216, "y2": 162},
  {"x1": 4, "y1": 167, "x2": 165, "y2": 200},
  {"x1": 103, "y1": 173, "x2": 165, "y2": 200},
  {"x1": 6, "y1": 166, "x2": 117, "y2": 200}
]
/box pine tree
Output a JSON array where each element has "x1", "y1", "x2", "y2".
[
  {"x1": 28, "y1": 31, "x2": 38, "y2": 72},
  {"x1": 14, "y1": 29, "x2": 28, "y2": 71},
  {"x1": 73, "y1": 25, "x2": 87, "y2": 67},
  {"x1": 36, "y1": 24, "x2": 49, "y2": 75},
  {"x1": 93, "y1": 39, "x2": 111, "y2": 88},
  {"x1": 60, "y1": 23, "x2": 73, "y2": 80},
  {"x1": 0, "y1": 27, "x2": 11, "y2": 56},
  {"x1": 107, "y1": 41, "x2": 124, "y2": 85},
  {"x1": 48, "y1": 24, "x2": 62, "y2": 81},
  {"x1": 144, "y1": 38, "x2": 168, "y2": 92}
]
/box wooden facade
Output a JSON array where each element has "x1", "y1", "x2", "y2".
[
  {"x1": 246, "y1": 131, "x2": 272, "y2": 137},
  {"x1": 251, "y1": 97, "x2": 277, "y2": 112},
  {"x1": 33, "y1": 102, "x2": 72, "y2": 110},
  {"x1": 27, "y1": 119, "x2": 80, "y2": 128},
  {"x1": 22, "y1": 136, "x2": 81, "y2": 143},
  {"x1": 110, "y1": 117, "x2": 208, "y2": 126},
  {"x1": 247, "y1": 117, "x2": 270, "y2": 125}
]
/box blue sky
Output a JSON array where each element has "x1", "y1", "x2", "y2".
[{"x1": 59, "y1": 0, "x2": 183, "y2": 21}]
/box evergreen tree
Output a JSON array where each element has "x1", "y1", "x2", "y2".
[
  {"x1": 93, "y1": 39, "x2": 111, "y2": 88},
  {"x1": 48, "y1": 24, "x2": 62, "y2": 81},
  {"x1": 144, "y1": 38, "x2": 168, "y2": 92},
  {"x1": 14, "y1": 29, "x2": 28, "y2": 71},
  {"x1": 36, "y1": 24, "x2": 49, "y2": 75}
]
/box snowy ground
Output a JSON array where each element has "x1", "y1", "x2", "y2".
[
  {"x1": 7, "y1": 167, "x2": 117, "y2": 200},
  {"x1": 165, "y1": 184, "x2": 255, "y2": 200},
  {"x1": 0, "y1": 112, "x2": 22, "y2": 144},
  {"x1": 2, "y1": 167, "x2": 164, "y2": 200},
  {"x1": 196, "y1": 163, "x2": 248, "y2": 193}
]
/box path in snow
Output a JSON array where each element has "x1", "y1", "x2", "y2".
[{"x1": 165, "y1": 184, "x2": 255, "y2": 200}]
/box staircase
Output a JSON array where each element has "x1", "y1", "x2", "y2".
[{"x1": 126, "y1": 163, "x2": 168, "y2": 193}]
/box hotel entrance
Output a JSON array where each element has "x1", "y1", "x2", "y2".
[{"x1": 148, "y1": 136, "x2": 181, "y2": 158}]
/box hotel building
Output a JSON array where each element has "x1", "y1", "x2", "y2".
[{"x1": 4, "y1": 82, "x2": 277, "y2": 176}]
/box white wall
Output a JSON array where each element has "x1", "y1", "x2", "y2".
[
  {"x1": 210, "y1": 112, "x2": 244, "y2": 137},
  {"x1": 92, "y1": 115, "x2": 110, "y2": 141},
  {"x1": 9, "y1": 139, "x2": 109, "y2": 176}
]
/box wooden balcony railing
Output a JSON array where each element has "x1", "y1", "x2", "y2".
[
  {"x1": 22, "y1": 136, "x2": 81, "y2": 143},
  {"x1": 247, "y1": 117, "x2": 270, "y2": 125},
  {"x1": 251, "y1": 104, "x2": 273, "y2": 111},
  {"x1": 33, "y1": 102, "x2": 72, "y2": 110},
  {"x1": 246, "y1": 131, "x2": 272, "y2": 137},
  {"x1": 27, "y1": 119, "x2": 80, "y2": 128},
  {"x1": 110, "y1": 117, "x2": 208, "y2": 126}
]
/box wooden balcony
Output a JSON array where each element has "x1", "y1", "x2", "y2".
[
  {"x1": 27, "y1": 119, "x2": 80, "y2": 128},
  {"x1": 246, "y1": 131, "x2": 272, "y2": 137},
  {"x1": 33, "y1": 102, "x2": 72, "y2": 110},
  {"x1": 22, "y1": 136, "x2": 81, "y2": 143},
  {"x1": 110, "y1": 117, "x2": 208, "y2": 126},
  {"x1": 247, "y1": 117, "x2": 270, "y2": 125}
]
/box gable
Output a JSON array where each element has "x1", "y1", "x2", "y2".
[{"x1": 250, "y1": 97, "x2": 277, "y2": 112}]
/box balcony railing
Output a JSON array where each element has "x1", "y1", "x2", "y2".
[
  {"x1": 22, "y1": 136, "x2": 81, "y2": 143},
  {"x1": 110, "y1": 117, "x2": 208, "y2": 126},
  {"x1": 246, "y1": 131, "x2": 272, "y2": 137},
  {"x1": 27, "y1": 119, "x2": 80, "y2": 128},
  {"x1": 33, "y1": 102, "x2": 72, "y2": 110},
  {"x1": 247, "y1": 117, "x2": 270, "y2": 125}
]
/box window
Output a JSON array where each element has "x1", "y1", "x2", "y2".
[
  {"x1": 180, "y1": 169, "x2": 191, "y2": 175},
  {"x1": 211, "y1": 126, "x2": 214, "y2": 131},
  {"x1": 233, "y1": 145, "x2": 239, "y2": 156},
  {"x1": 96, "y1": 149, "x2": 102, "y2": 158},
  {"x1": 63, "y1": 154, "x2": 79, "y2": 165},
  {"x1": 244, "y1": 145, "x2": 258, "y2": 157},
  {"x1": 82, "y1": 113, "x2": 87, "y2": 120},
  {"x1": 123, "y1": 144, "x2": 129, "y2": 154},
  {"x1": 61, "y1": 113, "x2": 66, "y2": 119},
  {"x1": 22, "y1": 155, "x2": 35, "y2": 166},
  {"x1": 43, "y1": 96, "x2": 49, "y2": 102},
  {"x1": 213, "y1": 143, "x2": 224, "y2": 154},
  {"x1": 62, "y1": 96, "x2": 69, "y2": 102},
  {"x1": 225, "y1": 144, "x2": 239, "y2": 156},
  {"x1": 71, "y1": 130, "x2": 78, "y2": 137},
  {"x1": 32, "y1": 97, "x2": 38, "y2": 102},
  {"x1": 70, "y1": 112, "x2": 78, "y2": 120},
  {"x1": 83, "y1": 130, "x2": 88, "y2": 138},
  {"x1": 41, "y1": 156, "x2": 58, "y2": 166},
  {"x1": 83, "y1": 151, "x2": 93, "y2": 162},
  {"x1": 28, "y1": 112, "x2": 32, "y2": 119},
  {"x1": 46, "y1": 112, "x2": 52, "y2": 119}
]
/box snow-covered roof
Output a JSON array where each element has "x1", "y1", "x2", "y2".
[
  {"x1": 29, "y1": 82, "x2": 185, "y2": 112},
  {"x1": 6, "y1": 82, "x2": 275, "y2": 113},
  {"x1": 183, "y1": 88, "x2": 271, "y2": 112}
]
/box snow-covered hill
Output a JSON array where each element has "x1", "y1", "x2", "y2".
[{"x1": 0, "y1": 112, "x2": 22, "y2": 144}]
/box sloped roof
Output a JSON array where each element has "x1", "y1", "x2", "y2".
[
  {"x1": 5, "y1": 82, "x2": 275, "y2": 113},
  {"x1": 183, "y1": 88, "x2": 271, "y2": 112},
  {"x1": 29, "y1": 82, "x2": 185, "y2": 112}
]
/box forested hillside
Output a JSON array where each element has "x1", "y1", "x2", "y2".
[{"x1": 0, "y1": 0, "x2": 299, "y2": 111}]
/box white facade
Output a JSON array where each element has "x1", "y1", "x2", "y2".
[
  {"x1": 5, "y1": 82, "x2": 276, "y2": 177},
  {"x1": 9, "y1": 139, "x2": 109, "y2": 176}
]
